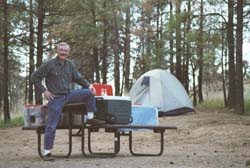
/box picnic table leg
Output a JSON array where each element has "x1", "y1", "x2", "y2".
[
  {"x1": 66, "y1": 113, "x2": 73, "y2": 157},
  {"x1": 36, "y1": 115, "x2": 73, "y2": 158},
  {"x1": 81, "y1": 125, "x2": 93, "y2": 157},
  {"x1": 37, "y1": 129, "x2": 43, "y2": 158},
  {"x1": 128, "y1": 131, "x2": 165, "y2": 156},
  {"x1": 88, "y1": 129, "x2": 120, "y2": 157},
  {"x1": 81, "y1": 127, "x2": 120, "y2": 157},
  {"x1": 81, "y1": 122, "x2": 87, "y2": 156},
  {"x1": 116, "y1": 132, "x2": 121, "y2": 153}
]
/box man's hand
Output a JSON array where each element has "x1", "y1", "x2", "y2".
[
  {"x1": 88, "y1": 84, "x2": 96, "y2": 95},
  {"x1": 44, "y1": 90, "x2": 55, "y2": 101}
]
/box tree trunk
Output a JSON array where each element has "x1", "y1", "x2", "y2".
[
  {"x1": 3, "y1": 0, "x2": 10, "y2": 122},
  {"x1": 0, "y1": 82, "x2": 2, "y2": 119},
  {"x1": 0, "y1": 11, "x2": 2, "y2": 114},
  {"x1": 155, "y1": 1, "x2": 164, "y2": 66},
  {"x1": 0, "y1": 66, "x2": 3, "y2": 119},
  {"x1": 156, "y1": 1, "x2": 160, "y2": 40},
  {"x1": 35, "y1": 0, "x2": 44, "y2": 105},
  {"x1": 227, "y1": 0, "x2": 236, "y2": 108},
  {"x1": 183, "y1": 0, "x2": 191, "y2": 93},
  {"x1": 90, "y1": 3, "x2": 100, "y2": 83},
  {"x1": 235, "y1": 0, "x2": 244, "y2": 113},
  {"x1": 198, "y1": 0, "x2": 204, "y2": 103},
  {"x1": 101, "y1": 0, "x2": 108, "y2": 84},
  {"x1": 93, "y1": 47, "x2": 99, "y2": 83},
  {"x1": 25, "y1": 75, "x2": 28, "y2": 105},
  {"x1": 175, "y1": 0, "x2": 182, "y2": 83},
  {"x1": 192, "y1": 63, "x2": 197, "y2": 106},
  {"x1": 145, "y1": 5, "x2": 151, "y2": 72},
  {"x1": 141, "y1": 9, "x2": 146, "y2": 73},
  {"x1": 124, "y1": 0, "x2": 131, "y2": 93},
  {"x1": 169, "y1": 2, "x2": 174, "y2": 74},
  {"x1": 132, "y1": 7, "x2": 146, "y2": 79},
  {"x1": 221, "y1": 27, "x2": 228, "y2": 107},
  {"x1": 28, "y1": 0, "x2": 34, "y2": 104},
  {"x1": 111, "y1": 2, "x2": 120, "y2": 96}
]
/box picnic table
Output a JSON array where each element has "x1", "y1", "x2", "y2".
[{"x1": 22, "y1": 103, "x2": 177, "y2": 158}]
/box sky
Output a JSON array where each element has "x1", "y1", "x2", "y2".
[{"x1": 243, "y1": 41, "x2": 250, "y2": 63}]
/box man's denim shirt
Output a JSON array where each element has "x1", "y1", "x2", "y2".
[{"x1": 31, "y1": 57, "x2": 90, "y2": 95}]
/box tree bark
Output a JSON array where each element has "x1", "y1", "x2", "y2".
[
  {"x1": 101, "y1": 0, "x2": 108, "y2": 84},
  {"x1": 124, "y1": 0, "x2": 131, "y2": 93},
  {"x1": 3, "y1": 0, "x2": 10, "y2": 122},
  {"x1": 175, "y1": 0, "x2": 182, "y2": 83},
  {"x1": 145, "y1": 4, "x2": 151, "y2": 72},
  {"x1": 221, "y1": 26, "x2": 227, "y2": 107},
  {"x1": 0, "y1": 81, "x2": 2, "y2": 118},
  {"x1": 227, "y1": 0, "x2": 236, "y2": 108},
  {"x1": 35, "y1": 0, "x2": 44, "y2": 105},
  {"x1": 169, "y1": 2, "x2": 174, "y2": 74},
  {"x1": 0, "y1": 3, "x2": 3, "y2": 113},
  {"x1": 235, "y1": 0, "x2": 244, "y2": 113},
  {"x1": 191, "y1": 62, "x2": 197, "y2": 106},
  {"x1": 155, "y1": 1, "x2": 164, "y2": 66},
  {"x1": 90, "y1": 2, "x2": 100, "y2": 83},
  {"x1": 28, "y1": 0, "x2": 34, "y2": 104},
  {"x1": 183, "y1": 0, "x2": 191, "y2": 93},
  {"x1": 140, "y1": 9, "x2": 146, "y2": 73},
  {"x1": 111, "y1": 2, "x2": 120, "y2": 95},
  {"x1": 198, "y1": 0, "x2": 204, "y2": 103}
]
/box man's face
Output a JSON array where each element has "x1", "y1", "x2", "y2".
[{"x1": 57, "y1": 45, "x2": 70, "y2": 60}]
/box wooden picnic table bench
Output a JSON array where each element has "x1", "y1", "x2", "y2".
[{"x1": 22, "y1": 103, "x2": 177, "y2": 158}]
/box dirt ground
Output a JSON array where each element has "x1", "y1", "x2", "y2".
[{"x1": 0, "y1": 108, "x2": 250, "y2": 168}]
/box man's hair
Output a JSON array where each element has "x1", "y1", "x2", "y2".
[{"x1": 57, "y1": 42, "x2": 70, "y2": 51}]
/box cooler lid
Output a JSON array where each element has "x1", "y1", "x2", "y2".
[{"x1": 95, "y1": 96, "x2": 131, "y2": 101}]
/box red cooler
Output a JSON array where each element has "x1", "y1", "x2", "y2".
[{"x1": 93, "y1": 83, "x2": 113, "y2": 96}]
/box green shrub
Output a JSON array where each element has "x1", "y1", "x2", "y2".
[{"x1": 0, "y1": 116, "x2": 24, "y2": 128}]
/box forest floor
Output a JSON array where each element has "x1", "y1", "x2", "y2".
[{"x1": 0, "y1": 108, "x2": 250, "y2": 168}]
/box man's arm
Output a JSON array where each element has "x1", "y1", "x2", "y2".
[
  {"x1": 31, "y1": 63, "x2": 49, "y2": 93},
  {"x1": 72, "y1": 66, "x2": 90, "y2": 88},
  {"x1": 31, "y1": 63, "x2": 55, "y2": 101},
  {"x1": 72, "y1": 65, "x2": 96, "y2": 94}
]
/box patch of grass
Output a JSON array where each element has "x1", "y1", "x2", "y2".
[
  {"x1": 0, "y1": 116, "x2": 24, "y2": 128},
  {"x1": 196, "y1": 99, "x2": 250, "y2": 114},
  {"x1": 245, "y1": 99, "x2": 250, "y2": 113},
  {"x1": 246, "y1": 159, "x2": 250, "y2": 166},
  {"x1": 196, "y1": 99, "x2": 225, "y2": 110}
]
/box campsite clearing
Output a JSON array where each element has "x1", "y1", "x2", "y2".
[{"x1": 0, "y1": 108, "x2": 250, "y2": 168}]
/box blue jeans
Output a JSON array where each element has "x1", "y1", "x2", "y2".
[{"x1": 44, "y1": 89, "x2": 96, "y2": 150}]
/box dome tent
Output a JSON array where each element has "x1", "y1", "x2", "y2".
[{"x1": 129, "y1": 69, "x2": 194, "y2": 116}]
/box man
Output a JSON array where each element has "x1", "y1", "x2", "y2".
[{"x1": 31, "y1": 42, "x2": 103, "y2": 161}]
